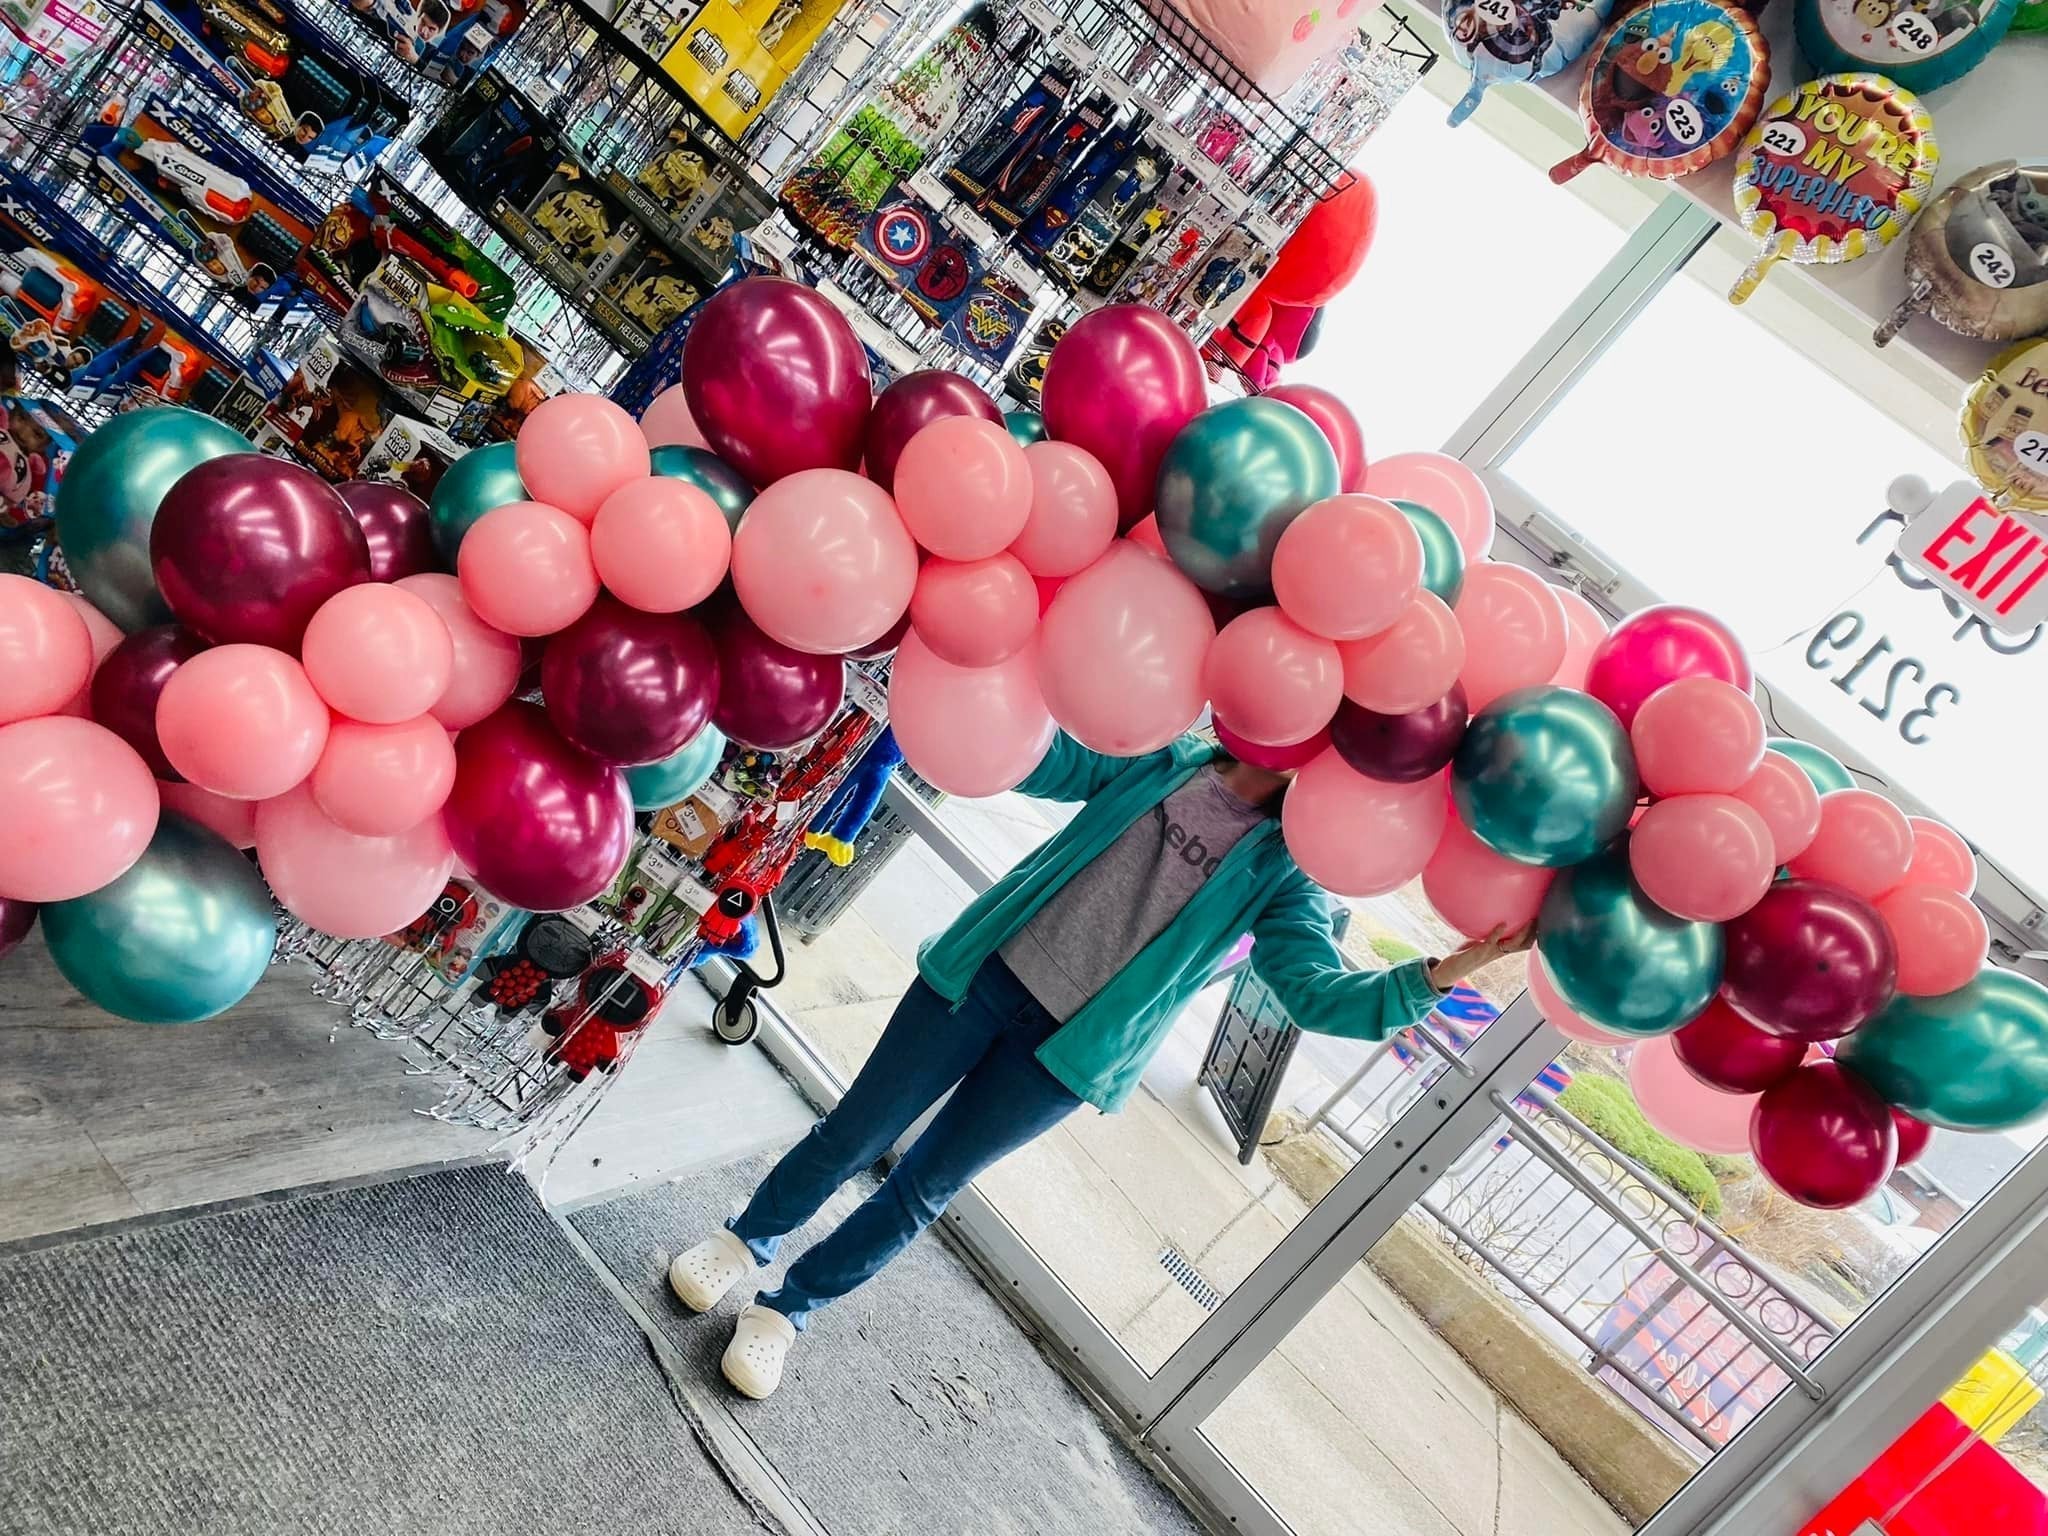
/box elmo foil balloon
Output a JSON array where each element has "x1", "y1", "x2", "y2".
[
  {"x1": 1444, "y1": 0, "x2": 1617, "y2": 127},
  {"x1": 1876, "y1": 163, "x2": 2048, "y2": 347}
]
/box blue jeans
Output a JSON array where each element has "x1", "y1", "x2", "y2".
[{"x1": 727, "y1": 956, "x2": 1081, "y2": 1328}]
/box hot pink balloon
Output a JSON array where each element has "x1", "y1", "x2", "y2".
[
  {"x1": 1337, "y1": 592, "x2": 1465, "y2": 716},
  {"x1": 889, "y1": 631, "x2": 1055, "y2": 797},
  {"x1": 1204, "y1": 607, "x2": 1342, "y2": 748},
  {"x1": 910, "y1": 554, "x2": 1037, "y2": 668},
  {"x1": 1549, "y1": 589, "x2": 1607, "y2": 691},
  {"x1": 1527, "y1": 948, "x2": 1629, "y2": 1044},
  {"x1": 393, "y1": 573, "x2": 523, "y2": 731},
  {"x1": 1213, "y1": 717, "x2": 1329, "y2": 771},
  {"x1": 300, "y1": 583, "x2": 454, "y2": 724},
  {"x1": 589, "y1": 476, "x2": 732, "y2": 614},
  {"x1": 1012, "y1": 441, "x2": 1117, "y2": 578},
  {"x1": 1040, "y1": 304, "x2": 1206, "y2": 530},
  {"x1": 155, "y1": 644, "x2": 329, "y2": 800},
  {"x1": 0, "y1": 716, "x2": 158, "y2": 901},
  {"x1": 1878, "y1": 883, "x2": 1989, "y2": 997},
  {"x1": 1453, "y1": 563, "x2": 1566, "y2": 711},
  {"x1": 256, "y1": 782, "x2": 454, "y2": 940},
  {"x1": 1905, "y1": 817, "x2": 1976, "y2": 896},
  {"x1": 1425, "y1": 811, "x2": 1554, "y2": 939},
  {"x1": 731, "y1": 468, "x2": 917, "y2": 654},
  {"x1": 1265, "y1": 383, "x2": 1366, "y2": 493},
  {"x1": 1733, "y1": 750, "x2": 1823, "y2": 866},
  {"x1": 1630, "y1": 1035, "x2": 1759, "y2": 1155},
  {"x1": 892, "y1": 418, "x2": 1031, "y2": 560},
  {"x1": 1281, "y1": 750, "x2": 1446, "y2": 898},
  {"x1": 1789, "y1": 789, "x2": 1915, "y2": 899},
  {"x1": 516, "y1": 393, "x2": 652, "y2": 524},
  {"x1": 1270, "y1": 495, "x2": 1422, "y2": 642},
  {"x1": 1629, "y1": 794, "x2": 1776, "y2": 923},
  {"x1": 0, "y1": 573, "x2": 92, "y2": 724},
  {"x1": 639, "y1": 384, "x2": 709, "y2": 450},
  {"x1": 1631, "y1": 677, "x2": 1765, "y2": 797},
  {"x1": 157, "y1": 778, "x2": 255, "y2": 849},
  {"x1": 456, "y1": 500, "x2": 600, "y2": 638},
  {"x1": 1584, "y1": 605, "x2": 1752, "y2": 729},
  {"x1": 1037, "y1": 542, "x2": 1215, "y2": 756},
  {"x1": 310, "y1": 715, "x2": 457, "y2": 836},
  {"x1": 1363, "y1": 452, "x2": 1492, "y2": 560}
]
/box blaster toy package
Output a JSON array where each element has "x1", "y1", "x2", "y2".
[
  {"x1": 299, "y1": 171, "x2": 515, "y2": 318},
  {"x1": 340, "y1": 255, "x2": 525, "y2": 427}
]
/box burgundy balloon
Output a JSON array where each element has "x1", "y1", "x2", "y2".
[
  {"x1": 680, "y1": 276, "x2": 872, "y2": 487},
  {"x1": 337, "y1": 480, "x2": 439, "y2": 581},
  {"x1": 1671, "y1": 997, "x2": 1807, "y2": 1094},
  {"x1": 1722, "y1": 879, "x2": 1898, "y2": 1041},
  {"x1": 89, "y1": 624, "x2": 209, "y2": 780},
  {"x1": 1328, "y1": 686, "x2": 1468, "y2": 784},
  {"x1": 863, "y1": 371, "x2": 1001, "y2": 494},
  {"x1": 708, "y1": 605, "x2": 845, "y2": 750},
  {"x1": 150, "y1": 453, "x2": 371, "y2": 651},
  {"x1": 0, "y1": 895, "x2": 35, "y2": 961},
  {"x1": 1041, "y1": 305, "x2": 1207, "y2": 530},
  {"x1": 442, "y1": 701, "x2": 633, "y2": 912},
  {"x1": 1892, "y1": 1107, "x2": 1933, "y2": 1167},
  {"x1": 540, "y1": 597, "x2": 719, "y2": 766},
  {"x1": 845, "y1": 610, "x2": 911, "y2": 661},
  {"x1": 1750, "y1": 1063, "x2": 1898, "y2": 1209},
  {"x1": 1265, "y1": 383, "x2": 1367, "y2": 493}
]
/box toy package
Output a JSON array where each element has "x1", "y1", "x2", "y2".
[
  {"x1": 258, "y1": 331, "x2": 396, "y2": 478},
  {"x1": 854, "y1": 192, "x2": 989, "y2": 324},
  {"x1": 595, "y1": 244, "x2": 703, "y2": 348},
  {"x1": 985, "y1": 91, "x2": 1114, "y2": 229},
  {"x1": 1081, "y1": 162, "x2": 1203, "y2": 298},
  {"x1": 358, "y1": 411, "x2": 464, "y2": 497},
  {"x1": 1039, "y1": 132, "x2": 1167, "y2": 286},
  {"x1": 299, "y1": 170, "x2": 516, "y2": 320},
  {"x1": 943, "y1": 63, "x2": 1074, "y2": 204},
  {"x1": 614, "y1": 0, "x2": 703, "y2": 55},
  {"x1": 339, "y1": 254, "x2": 526, "y2": 427},
  {"x1": 334, "y1": 0, "x2": 529, "y2": 85},
  {"x1": 0, "y1": 393, "x2": 79, "y2": 537},
  {"x1": 659, "y1": 0, "x2": 850, "y2": 139}
]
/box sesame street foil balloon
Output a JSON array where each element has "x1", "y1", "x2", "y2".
[
  {"x1": 1795, "y1": 0, "x2": 2018, "y2": 94},
  {"x1": 1551, "y1": 0, "x2": 1770, "y2": 183},
  {"x1": 1875, "y1": 162, "x2": 2048, "y2": 346},
  {"x1": 1729, "y1": 73, "x2": 1938, "y2": 304},
  {"x1": 1443, "y1": 0, "x2": 1618, "y2": 126},
  {"x1": 1960, "y1": 338, "x2": 2048, "y2": 514}
]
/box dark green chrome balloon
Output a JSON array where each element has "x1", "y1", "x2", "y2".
[
  {"x1": 1153, "y1": 397, "x2": 1339, "y2": 600},
  {"x1": 623, "y1": 725, "x2": 727, "y2": 811},
  {"x1": 651, "y1": 445, "x2": 754, "y2": 532},
  {"x1": 429, "y1": 441, "x2": 526, "y2": 565},
  {"x1": 1391, "y1": 498, "x2": 1466, "y2": 606},
  {"x1": 1004, "y1": 410, "x2": 1047, "y2": 446},
  {"x1": 1839, "y1": 967, "x2": 2048, "y2": 1131},
  {"x1": 1768, "y1": 736, "x2": 1855, "y2": 795},
  {"x1": 1451, "y1": 685, "x2": 1639, "y2": 868},
  {"x1": 1537, "y1": 845, "x2": 1724, "y2": 1036}
]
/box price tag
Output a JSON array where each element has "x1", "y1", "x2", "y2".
[
  {"x1": 1017, "y1": 0, "x2": 1058, "y2": 32},
  {"x1": 1000, "y1": 250, "x2": 1041, "y2": 291},
  {"x1": 948, "y1": 201, "x2": 999, "y2": 251},
  {"x1": 1890, "y1": 9, "x2": 1940, "y2": 51},
  {"x1": 1663, "y1": 98, "x2": 1704, "y2": 148},
  {"x1": 906, "y1": 166, "x2": 950, "y2": 210},
  {"x1": 1758, "y1": 121, "x2": 1805, "y2": 159},
  {"x1": 636, "y1": 847, "x2": 683, "y2": 891},
  {"x1": 671, "y1": 874, "x2": 716, "y2": 915},
  {"x1": 671, "y1": 799, "x2": 708, "y2": 841},
  {"x1": 846, "y1": 664, "x2": 888, "y2": 718},
  {"x1": 1248, "y1": 210, "x2": 1285, "y2": 251},
  {"x1": 699, "y1": 782, "x2": 738, "y2": 821},
  {"x1": 564, "y1": 904, "x2": 606, "y2": 934},
  {"x1": 1057, "y1": 32, "x2": 1097, "y2": 70},
  {"x1": 1970, "y1": 241, "x2": 2017, "y2": 289},
  {"x1": 624, "y1": 948, "x2": 671, "y2": 984},
  {"x1": 2016, "y1": 431, "x2": 2048, "y2": 478}
]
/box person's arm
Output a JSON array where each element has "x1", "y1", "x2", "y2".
[{"x1": 1014, "y1": 731, "x2": 1163, "y2": 803}]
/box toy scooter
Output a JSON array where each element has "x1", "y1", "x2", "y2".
[{"x1": 706, "y1": 886, "x2": 784, "y2": 1046}]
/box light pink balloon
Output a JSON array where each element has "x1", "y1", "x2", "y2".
[
  {"x1": 1630, "y1": 677, "x2": 1765, "y2": 797},
  {"x1": 1453, "y1": 563, "x2": 1567, "y2": 711},
  {"x1": 1527, "y1": 949, "x2": 1629, "y2": 1044},
  {"x1": 0, "y1": 573, "x2": 92, "y2": 724},
  {"x1": 158, "y1": 778, "x2": 256, "y2": 849},
  {"x1": 1270, "y1": 494, "x2": 1423, "y2": 642},
  {"x1": 392, "y1": 574, "x2": 523, "y2": 731},
  {"x1": 1629, "y1": 1035, "x2": 1759, "y2": 1155},
  {"x1": 1732, "y1": 750, "x2": 1823, "y2": 866},
  {"x1": 155, "y1": 644, "x2": 330, "y2": 800},
  {"x1": 1012, "y1": 440, "x2": 1117, "y2": 578},
  {"x1": 639, "y1": 384, "x2": 709, "y2": 450},
  {"x1": 1203, "y1": 607, "x2": 1343, "y2": 748},
  {"x1": 300, "y1": 583, "x2": 454, "y2": 724},
  {"x1": 1549, "y1": 589, "x2": 1607, "y2": 691},
  {"x1": 256, "y1": 782, "x2": 454, "y2": 940},
  {"x1": 888, "y1": 631, "x2": 1055, "y2": 797},
  {"x1": 516, "y1": 393, "x2": 652, "y2": 524},
  {"x1": 1905, "y1": 817, "x2": 1976, "y2": 896},
  {"x1": 311, "y1": 715, "x2": 458, "y2": 836},
  {"x1": 1629, "y1": 794, "x2": 1776, "y2": 923},
  {"x1": 589, "y1": 476, "x2": 732, "y2": 614},
  {"x1": 0, "y1": 716, "x2": 158, "y2": 901},
  {"x1": 1363, "y1": 452, "x2": 1493, "y2": 560},
  {"x1": 1038, "y1": 542, "x2": 1215, "y2": 755},
  {"x1": 1338, "y1": 592, "x2": 1465, "y2": 715},
  {"x1": 893, "y1": 417, "x2": 1031, "y2": 560},
  {"x1": 1879, "y1": 883, "x2": 1989, "y2": 997},
  {"x1": 910, "y1": 553, "x2": 1038, "y2": 667},
  {"x1": 1125, "y1": 514, "x2": 1169, "y2": 562},
  {"x1": 456, "y1": 500, "x2": 600, "y2": 638},
  {"x1": 1280, "y1": 750, "x2": 1446, "y2": 897},
  {"x1": 54, "y1": 593, "x2": 124, "y2": 716},
  {"x1": 731, "y1": 467, "x2": 917, "y2": 654},
  {"x1": 1789, "y1": 789, "x2": 1915, "y2": 898},
  {"x1": 1424, "y1": 810, "x2": 1554, "y2": 938}
]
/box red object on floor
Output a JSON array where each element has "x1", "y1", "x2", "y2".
[{"x1": 1799, "y1": 1404, "x2": 2048, "y2": 1535}]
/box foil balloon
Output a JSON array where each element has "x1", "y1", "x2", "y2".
[
  {"x1": 429, "y1": 442, "x2": 526, "y2": 565},
  {"x1": 1728, "y1": 73, "x2": 1938, "y2": 304},
  {"x1": 1154, "y1": 398, "x2": 1341, "y2": 601},
  {"x1": 1960, "y1": 337, "x2": 2048, "y2": 514},
  {"x1": 651, "y1": 445, "x2": 754, "y2": 531},
  {"x1": 1536, "y1": 843, "x2": 1724, "y2": 1036},
  {"x1": 1875, "y1": 162, "x2": 2048, "y2": 347},
  {"x1": 1839, "y1": 966, "x2": 2048, "y2": 1131},
  {"x1": 1796, "y1": 0, "x2": 2017, "y2": 93},
  {"x1": 1551, "y1": 0, "x2": 1770, "y2": 184},
  {"x1": 1443, "y1": 0, "x2": 1618, "y2": 127}
]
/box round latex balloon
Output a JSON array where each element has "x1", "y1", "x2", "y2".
[
  {"x1": 1037, "y1": 542, "x2": 1215, "y2": 755},
  {"x1": 1012, "y1": 441, "x2": 1118, "y2": 579},
  {"x1": 1629, "y1": 793, "x2": 1775, "y2": 923},
  {"x1": 429, "y1": 442, "x2": 526, "y2": 565},
  {"x1": 1331, "y1": 688, "x2": 1468, "y2": 785},
  {"x1": 257, "y1": 783, "x2": 455, "y2": 939},
  {"x1": 455, "y1": 500, "x2": 600, "y2": 637},
  {"x1": 863, "y1": 370, "x2": 1001, "y2": 493},
  {"x1": 157, "y1": 779, "x2": 256, "y2": 849},
  {"x1": 1005, "y1": 410, "x2": 1047, "y2": 446},
  {"x1": 1270, "y1": 495, "x2": 1422, "y2": 642},
  {"x1": 0, "y1": 716, "x2": 159, "y2": 902},
  {"x1": 1040, "y1": 305, "x2": 1206, "y2": 530},
  {"x1": 1841, "y1": 966, "x2": 2048, "y2": 1130},
  {"x1": 393, "y1": 573, "x2": 523, "y2": 731},
  {"x1": 893, "y1": 418, "x2": 1032, "y2": 562},
  {"x1": 1796, "y1": 0, "x2": 2016, "y2": 93},
  {"x1": 623, "y1": 725, "x2": 726, "y2": 811},
  {"x1": 590, "y1": 476, "x2": 732, "y2": 614},
  {"x1": 1363, "y1": 454, "x2": 1493, "y2": 561},
  {"x1": 1264, "y1": 384, "x2": 1367, "y2": 493},
  {"x1": 1961, "y1": 337, "x2": 2048, "y2": 513},
  {"x1": 1155, "y1": 398, "x2": 1340, "y2": 600},
  {"x1": 515, "y1": 394, "x2": 650, "y2": 524},
  {"x1": 1721, "y1": 878, "x2": 1898, "y2": 1039},
  {"x1": 650, "y1": 445, "x2": 754, "y2": 531},
  {"x1": 639, "y1": 383, "x2": 708, "y2": 449},
  {"x1": 1537, "y1": 844, "x2": 1723, "y2": 1035},
  {"x1": 1584, "y1": 604, "x2": 1752, "y2": 728},
  {"x1": 1424, "y1": 809, "x2": 1554, "y2": 939},
  {"x1": 1550, "y1": 588, "x2": 1607, "y2": 691},
  {"x1": 1392, "y1": 500, "x2": 1467, "y2": 608},
  {"x1": 1213, "y1": 717, "x2": 1330, "y2": 772},
  {"x1": 0, "y1": 573, "x2": 93, "y2": 724},
  {"x1": 541, "y1": 599, "x2": 720, "y2": 765},
  {"x1": 89, "y1": 624, "x2": 208, "y2": 778},
  {"x1": 1526, "y1": 947, "x2": 1631, "y2": 1044},
  {"x1": 1204, "y1": 608, "x2": 1343, "y2": 749},
  {"x1": 708, "y1": 605, "x2": 845, "y2": 750},
  {"x1": 155, "y1": 644, "x2": 330, "y2": 801},
  {"x1": 1672, "y1": 996, "x2": 1809, "y2": 1093},
  {"x1": 1342, "y1": 594, "x2": 1464, "y2": 735},
  {"x1": 310, "y1": 716, "x2": 457, "y2": 836},
  {"x1": 1281, "y1": 749, "x2": 1447, "y2": 898},
  {"x1": 732, "y1": 468, "x2": 918, "y2": 653},
  {"x1": 1733, "y1": 749, "x2": 1825, "y2": 865},
  {"x1": 1750, "y1": 1062, "x2": 1898, "y2": 1209},
  {"x1": 1789, "y1": 788, "x2": 1914, "y2": 898},
  {"x1": 0, "y1": 896, "x2": 35, "y2": 961},
  {"x1": 1451, "y1": 685, "x2": 1639, "y2": 868},
  {"x1": 1631, "y1": 677, "x2": 1765, "y2": 796},
  {"x1": 910, "y1": 554, "x2": 1037, "y2": 668},
  {"x1": 889, "y1": 632, "x2": 1055, "y2": 797},
  {"x1": 338, "y1": 481, "x2": 438, "y2": 582},
  {"x1": 1893, "y1": 1108, "x2": 1933, "y2": 1166},
  {"x1": 300, "y1": 583, "x2": 454, "y2": 724},
  {"x1": 1878, "y1": 882, "x2": 1989, "y2": 997},
  {"x1": 1905, "y1": 815, "x2": 1976, "y2": 895},
  {"x1": 1768, "y1": 734, "x2": 1856, "y2": 794},
  {"x1": 1444, "y1": 0, "x2": 1618, "y2": 125},
  {"x1": 1630, "y1": 1035, "x2": 1759, "y2": 1155},
  {"x1": 1454, "y1": 563, "x2": 1569, "y2": 711},
  {"x1": 1876, "y1": 163, "x2": 2048, "y2": 347}
]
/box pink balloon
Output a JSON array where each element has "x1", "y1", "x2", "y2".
[
  {"x1": 910, "y1": 554, "x2": 1038, "y2": 667},
  {"x1": 893, "y1": 418, "x2": 1031, "y2": 560},
  {"x1": 589, "y1": 476, "x2": 732, "y2": 614},
  {"x1": 393, "y1": 574, "x2": 523, "y2": 731},
  {"x1": 1204, "y1": 607, "x2": 1343, "y2": 748},
  {"x1": 1527, "y1": 949, "x2": 1629, "y2": 1044},
  {"x1": 1125, "y1": 515, "x2": 1169, "y2": 561},
  {"x1": 1730, "y1": 750, "x2": 1823, "y2": 866},
  {"x1": 888, "y1": 631, "x2": 1055, "y2": 797},
  {"x1": 1264, "y1": 383, "x2": 1367, "y2": 493},
  {"x1": 1629, "y1": 1035, "x2": 1759, "y2": 1155},
  {"x1": 0, "y1": 574, "x2": 92, "y2": 724},
  {"x1": 515, "y1": 394, "x2": 651, "y2": 524},
  {"x1": 1584, "y1": 605, "x2": 1752, "y2": 729},
  {"x1": 1038, "y1": 543, "x2": 1215, "y2": 755},
  {"x1": 456, "y1": 500, "x2": 600, "y2": 638},
  {"x1": 1629, "y1": 794, "x2": 1776, "y2": 923},
  {"x1": 300, "y1": 583, "x2": 454, "y2": 725},
  {"x1": 1630, "y1": 677, "x2": 1765, "y2": 797},
  {"x1": 1905, "y1": 817, "x2": 1976, "y2": 896},
  {"x1": 1789, "y1": 789, "x2": 1915, "y2": 899},
  {"x1": 1281, "y1": 750, "x2": 1446, "y2": 897},
  {"x1": 54, "y1": 593, "x2": 124, "y2": 716},
  {"x1": 0, "y1": 716, "x2": 158, "y2": 901},
  {"x1": 1270, "y1": 494, "x2": 1422, "y2": 642},
  {"x1": 155, "y1": 644, "x2": 330, "y2": 800},
  {"x1": 1337, "y1": 592, "x2": 1465, "y2": 715},
  {"x1": 1549, "y1": 589, "x2": 1608, "y2": 691},
  {"x1": 1878, "y1": 883, "x2": 1989, "y2": 997},
  {"x1": 256, "y1": 782, "x2": 454, "y2": 940},
  {"x1": 1363, "y1": 452, "x2": 1493, "y2": 560},
  {"x1": 158, "y1": 778, "x2": 256, "y2": 849},
  {"x1": 311, "y1": 715, "x2": 457, "y2": 836},
  {"x1": 1214, "y1": 717, "x2": 1329, "y2": 770},
  {"x1": 639, "y1": 384, "x2": 709, "y2": 450},
  {"x1": 1453, "y1": 564, "x2": 1567, "y2": 711},
  {"x1": 1012, "y1": 441, "x2": 1117, "y2": 578},
  {"x1": 731, "y1": 468, "x2": 917, "y2": 654},
  {"x1": 1425, "y1": 811, "x2": 1554, "y2": 938}
]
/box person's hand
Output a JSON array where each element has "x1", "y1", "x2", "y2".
[{"x1": 1426, "y1": 922, "x2": 1536, "y2": 992}]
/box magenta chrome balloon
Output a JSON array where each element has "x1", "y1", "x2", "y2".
[
  {"x1": 1722, "y1": 878, "x2": 1899, "y2": 1041},
  {"x1": 89, "y1": 624, "x2": 209, "y2": 779},
  {"x1": 337, "y1": 480, "x2": 439, "y2": 581},
  {"x1": 1041, "y1": 305, "x2": 1206, "y2": 531},
  {"x1": 863, "y1": 371, "x2": 1001, "y2": 493},
  {"x1": 540, "y1": 598, "x2": 720, "y2": 766},
  {"x1": 708, "y1": 605, "x2": 845, "y2": 750}
]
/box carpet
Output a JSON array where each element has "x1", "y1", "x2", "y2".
[
  {"x1": 0, "y1": 1165, "x2": 770, "y2": 1536},
  {"x1": 570, "y1": 1155, "x2": 1206, "y2": 1536}
]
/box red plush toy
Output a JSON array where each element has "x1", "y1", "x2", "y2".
[{"x1": 1261, "y1": 171, "x2": 1378, "y2": 309}]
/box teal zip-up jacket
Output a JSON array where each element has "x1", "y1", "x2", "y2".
[{"x1": 916, "y1": 732, "x2": 1446, "y2": 1112}]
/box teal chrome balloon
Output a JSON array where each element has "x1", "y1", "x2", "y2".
[
  {"x1": 623, "y1": 725, "x2": 727, "y2": 811},
  {"x1": 1391, "y1": 498, "x2": 1466, "y2": 606},
  {"x1": 1452, "y1": 686, "x2": 1639, "y2": 868},
  {"x1": 1537, "y1": 845, "x2": 1723, "y2": 1036},
  {"x1": 55, "y1": 406, "x2": 248, "y2": 632},
  {"x1": 1768, "y1": 736, "x2": 1855, "y2": 795},
  {"x1": 1154, "y1": 397, "x2": 1339, "y2": 600},
  {"x1": 429, "y1": 441, "x2": 526, "y2": 564},
  {"x1": 1840, "y1": 967, "x2": 2048, "y2": 1131},
  {"x1": 42, "y1": 813, "x2": 276, "y2": 1024},
  {"x1": 651, "y1": 445, "x2": 754, "y2": 532},
  {"x1": 1004, "y1": 410, "x2": 1047, "y2": 446}
]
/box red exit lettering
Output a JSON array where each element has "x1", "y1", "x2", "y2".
[{"x1": 1920, "y1": 496, "x2": 2048, "y2": 616}]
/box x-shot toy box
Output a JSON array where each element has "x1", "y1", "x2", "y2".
[{"x1": 299, "y1": 168, "x2": 517, "y2": 321}]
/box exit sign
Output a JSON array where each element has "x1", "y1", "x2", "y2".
[{"x1": 1897, "y1": 481, "x2": 2048, "y2": 635}]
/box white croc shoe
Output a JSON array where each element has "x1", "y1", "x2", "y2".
[
  {"x1": 722, "y1": 1303, "x2": 797, "y2": 1400},
  {"x1": 668, "y1": 1229, "x2": 755, "y2": 1313}
]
